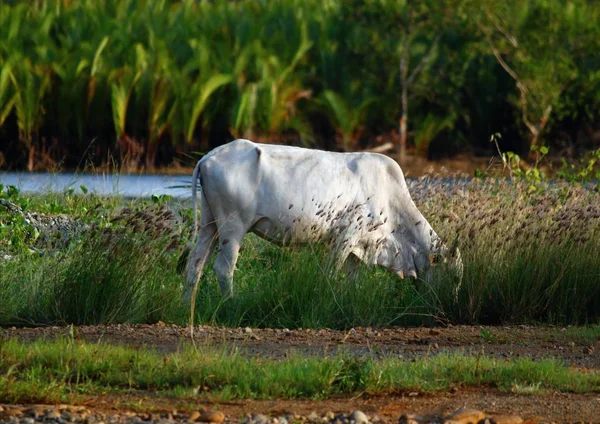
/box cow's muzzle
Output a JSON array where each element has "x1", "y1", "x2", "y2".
[{"x1": 396, "y1": 269, "x2": 418, "y2": 280}]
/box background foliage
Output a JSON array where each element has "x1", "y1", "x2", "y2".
[{"x1": 1, "y1": 0, "x2": 599, "y2": 170}]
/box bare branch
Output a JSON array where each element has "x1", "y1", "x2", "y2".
[
  {"x1": 483, "y1": 30, "x2": 538, "y2": 136},
  {"x1": 407, "y1": 35, "x2": 440, "y2": 86},
  {"x1": 484, "y1": 33, "x2": 521, "y2": 85},
  {"x1": 399, "y1": 35, "x2": 410, "y2": 82},
  {"x1": 494, "y1": 21, "x2": 518, "y2": 48}
]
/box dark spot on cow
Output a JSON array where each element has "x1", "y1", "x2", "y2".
[
  {"x1": 222, "y1": 239, "x2": 230, "y2": 245},
  {"x1": 391, "y1": 229, "x2": 395, "y2": 234},
  {"x1": 430, "y1": 229, "x2": 433, "y2": 236},
  {"x1": 415, "y1": 221, "x2": 422, "y2": 226},
  {"x1": 255, "y1": 147, "x2": 261, "y2": 158},
  {"x1": 289, "y1": 204, "x2": 293, "y2": 209}
]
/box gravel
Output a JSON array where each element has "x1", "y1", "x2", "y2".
[{"x1": 0, "y1": 405, "x2": 531, "y2": 424}]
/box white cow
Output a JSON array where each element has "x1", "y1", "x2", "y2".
[{"x1": 182, "y1": 139, "x2": 461, "y2": 302}]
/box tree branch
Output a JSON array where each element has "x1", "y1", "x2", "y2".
[
  {"x1": 407, "y1": 35, "x2": 440, "y2": 86},
  {"x1": 483, "y1": 31, "x2": 539, "y2": 136}
]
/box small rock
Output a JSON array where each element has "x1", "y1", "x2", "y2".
[
  {"x1": 189, "y1": 411, "x2": 202, "y2": 422},
  {"x1": 277, "y1": 416, "x2": 289, "y2": 424},
  {"x1": 398, "y1": 415, "x2": 425, "y2": 424},
  {"x1": 444, "y1": 408, "x2": 486, "y2": 424},
  {"x1": 246, "y1": 413, "x2": 269, "y2": 424},
  {"x1": 46, "y1": 409, "x2": 61, "y2": 420},
  {"x1": 308, "y1": 412, "x2": 320, "y2": 422},
  {"x1": 429, "y1": 329, "x2": 441, "y2": 336},
  {"x1": 84, "y1": 415, "x2": 97, "y2": 424},
  {"x1": 199, "y1": 410, "x2": 225, "y2": 423},
  {"x1": 22, "y1": 419, "x2": 35, "y2": 424},
  {"x1": 349, "y1": 410, "x2": 369, "y2": 424},
  {"x1": 3, "y1": 407, "x2": 25, "y2": 417},
  {"x1": 62, "y1": 410, "x2": 75, "y2": 422},
  {"x1": 490, "y1": 416, "x2": 523, "y2": 424},
  {"x1": 244, "y1": 327, "x2": 253, "y2": 333}
]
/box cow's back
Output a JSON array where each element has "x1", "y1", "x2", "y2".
[{"x1": 199, "y1": 139, "x2": 412, "y2": 244}]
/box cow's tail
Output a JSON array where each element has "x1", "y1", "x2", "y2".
[
  {"x1": 177, "y1": 159, "x2": 203, "y2": 274},
  {"x1": 190, "y1": 158, "x2": 203, "y2": 242}
]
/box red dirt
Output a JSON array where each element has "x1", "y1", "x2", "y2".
[{"x1": 3, "y1": 324, "x2": 599, "y2": 422}]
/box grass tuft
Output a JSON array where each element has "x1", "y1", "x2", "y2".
[{"x1": 0, "y1": 338, "x2": 597, "y2": 404}]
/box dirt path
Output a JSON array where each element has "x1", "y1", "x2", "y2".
[
  {"x1": 5, "y1": 324, "x2": 598, "y2": 368},
  {"x1": 3, "y1": 324, "x2": 599, "y2": 422}
]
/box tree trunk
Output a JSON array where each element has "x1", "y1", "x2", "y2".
[
  {"x1": 399, "y1": 84, "x2": 408, "y2": 166},
  {"x1": 145, "y1": 140, "x2": 157, "y2": 171},
  {"x1": 398, "y1": 42, "x2": 409, "y2": 166},
  {"x1": 27, "y1": 144, "x2": 34, "y2": 172}
]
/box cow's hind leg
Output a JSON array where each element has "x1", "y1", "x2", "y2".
[
  {"x1": 213, "y1": 227, "x2": 244, "y2": 299},
  {"x1": 183, "y1": 222, "x2": 218, "y2": 302}
]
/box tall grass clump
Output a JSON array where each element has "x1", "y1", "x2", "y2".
[
  {"x1": 0, "y1": 192, "x2": 186, "y2": 325},
  {"x1": 186, "y1": 238, "x2": 425, "y2": 329},
  {"x1": 1, "y1": 180, "x2": 599, "y2": 328},
  {"x1": 412, "y1": 179, "x2": 600, "y2": 324}
]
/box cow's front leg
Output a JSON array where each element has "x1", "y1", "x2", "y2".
[
  {"x1": 343, "y1": 253, "x2": 363, "y2": 280},
  {"x1": 213, "y1": 235, "x2": 242, "y2": 299}
]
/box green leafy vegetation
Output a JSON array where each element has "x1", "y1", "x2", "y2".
[
  {"x1": 0, "y1": 338, "x2": 597, "y2": 404},
  {"x1": 0, "y1": 0, "x2": 599, "y2": 170},
  {"x1": 1, "y1": 178, "x2": 598, "y2": 328}
]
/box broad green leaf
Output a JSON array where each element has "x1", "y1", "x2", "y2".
[
  {"x1": 91, "y1": 36, "x2": 110, "y2": 77},
  {"x1": 186, "y1": 73, "x2": 232, "y2": 143}
]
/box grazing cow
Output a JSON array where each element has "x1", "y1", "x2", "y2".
[{"x1": 182, "y1": 139, "x2": 461, "y2": 302}]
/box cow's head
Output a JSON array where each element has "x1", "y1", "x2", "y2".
[{"x1": 382, "y1": 218, "x2": 463, "y2": 297}]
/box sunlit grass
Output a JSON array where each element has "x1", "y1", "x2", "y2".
[{"x1": 0, "y1": 338, "x2": 597, "y2": 404}]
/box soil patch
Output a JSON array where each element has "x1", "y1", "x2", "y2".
[{"x1": 4, "y1": 324, "x2": 598, "y2": 368}]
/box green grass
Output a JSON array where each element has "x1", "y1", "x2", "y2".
[
  {"x1": 548, "y1": 325, "x2": 600, "y2": 345},
  {"x1": 0, "y1": 338, "x2": 597, "y2": 404},
  {"x1": 1, "y1": 180, "x2": 599, "y2": 328}
]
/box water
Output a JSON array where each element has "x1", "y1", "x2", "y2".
[
  {"x1": 1, "y1": 172, "x2": 596, "y2": 200},
  {"x1": 0, "y1": 172, "x2": 192, "y2": 199}
]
